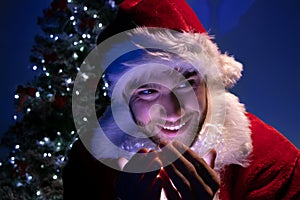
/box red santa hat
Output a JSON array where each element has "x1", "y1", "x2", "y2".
[{"x1": 97, "y1": 0, "x2": 243, "y2": 88}]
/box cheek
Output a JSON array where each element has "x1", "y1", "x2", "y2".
[{"x1": 130, "y1": 101, "x2": 152, "y2": 125}]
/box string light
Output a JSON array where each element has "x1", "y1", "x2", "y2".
[
  {"x1": 16, "y1": 182, "x2": 23, "y2": 187},
  {"x1": 32, "y1": 65, "x2": 38, "y2": 70},
  {"x1": 15, "y1": 144, "x2": 20, "y2": 149},
  {"x1": 44, "y1": 137, "x2": 50, "y2": 143},
  {"x1": 73, "y1": 52, "x2": 78, "y2": 59},
  {"x1": 14, "y1": 94, "x2": 20, "y2": 99},
  {"x1": 66, "y1": 78, "x2": 72, "y2": 84},
  {"x1": 13, "y1": 115, "x2": 18, "y2": 120},
  {"x1": 53, "y1": 175, "x2": 58, "y2": 180},
  {"x1": 10, "y1": 157, "x2": 15, "y2": 164},
  {"x1": 27, "y1": 175, "x2": 33, "y2": 181},
  {"x1": 36, "y1": 190, "x2": 41, "y2": 196},
  {"x1": 35, "y1": 91, "x2": 40, "y2": 97}
]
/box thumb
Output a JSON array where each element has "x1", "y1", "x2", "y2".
[
  {"x1": 118, "y1": 157, "x2": 129, "y2": 171},
  {"x1": 203, "y1": 149, "x2": 217, "y2": 168}
]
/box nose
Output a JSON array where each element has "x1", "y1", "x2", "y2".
[{"x1": 158, "y1": 91, "x2": 183, "y2": 121}]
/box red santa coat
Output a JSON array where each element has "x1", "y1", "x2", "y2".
[
  {"x1": 219, "y1": 113, "x2": 300, "y2": 200},
  {"x1": 63, "y1": 112, "x2": 300, "y2": 199}
]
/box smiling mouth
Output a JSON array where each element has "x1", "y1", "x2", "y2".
[{"x1": 162, "y1": 122, "x2": 186, "y2": 131}]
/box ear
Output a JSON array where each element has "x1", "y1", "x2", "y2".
[{"x1": 219, "y1": 53, "x2": 243, "y2": 88}]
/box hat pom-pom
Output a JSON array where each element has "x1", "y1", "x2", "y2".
[{"x1": 220, "y1": 53, "x2": 243, "y2": 88}]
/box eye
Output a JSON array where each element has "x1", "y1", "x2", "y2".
[
  {"x1": 136, "y1": 88, "x2": 159, "y2": 101},
  {"x1": 139, "y1": 89, "x2": 157, "y2": 95}
]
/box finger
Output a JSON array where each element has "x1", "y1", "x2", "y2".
[
  {"x1": 159, "y1": 168, "x2": 181, "y2": 200},
  {"x1": 164, "y1": 163, "x2": 194, "y2": 200},
  {"x1": 203, "y1": 149, "x2": 217, "y2": 168},
  {"x1": 159, "y1": 143, "x2": 194, "y2": 199},
  {"x1": 123, "y1": 148, "x2": 150, "y2": 172},
  {"x1": 146, "y1": 176, "x2": 163, "y2": 200},
  {"x1": 172, "y1": 141, "x2": 220, "y2": 195},
  {"x1": 140, "y1": 156, "x2": 162, "y2": 185},
  {"x1": 118, "y1": 157, "x2": 129, "y2": 171}
]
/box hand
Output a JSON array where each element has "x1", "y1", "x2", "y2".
[
  {"x1": 158, "y1": 141, "x2": 220, "y2": 200},
  {"x1": 116, "y1": 148, "x2": 163, "y2": 200}
]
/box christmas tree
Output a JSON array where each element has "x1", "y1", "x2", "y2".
[{"x1": 0, "y1": 0, "x2": 118, "y2": 199}]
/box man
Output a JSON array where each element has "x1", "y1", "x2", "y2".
[{"x1": 63, "y1": 0, "x2": 300, "y2": 199}]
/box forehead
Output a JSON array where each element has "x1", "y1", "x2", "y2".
[{"x1": 124, "y1": 62, "x2": 200, "y2": 91}]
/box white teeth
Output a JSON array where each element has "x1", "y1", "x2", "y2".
[{"x1": 163, "y1": 123, "x2": 185, "y2": 131}]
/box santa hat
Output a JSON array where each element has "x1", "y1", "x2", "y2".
[{"x1": 97, "y1": 0, "x2": 243, "y2": 88}]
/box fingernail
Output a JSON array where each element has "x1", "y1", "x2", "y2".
[{"x1": 158, "y1": 141, "x2": 167, "y2": 148}]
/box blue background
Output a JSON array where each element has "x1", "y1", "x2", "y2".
[{"x1": 0, "y1": 0, "x2": 299, "y2": 148}]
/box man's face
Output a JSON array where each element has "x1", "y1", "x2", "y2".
[{"x1": 129, "y1": 66, "x2": 207, "y2": 146}]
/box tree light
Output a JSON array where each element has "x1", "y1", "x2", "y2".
[
  {"x1": 66, "y1": 78, "x2": 72, "y2": 84},
  {"x1": 14, "y1": 94, "x2": 20, "y2": 99},
  {"x1": 35, "y1": 91, "x2": 40, "y2": 97},
  {"x1": 32, "y1": 65, "x2": 37, "y2": 70}
]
